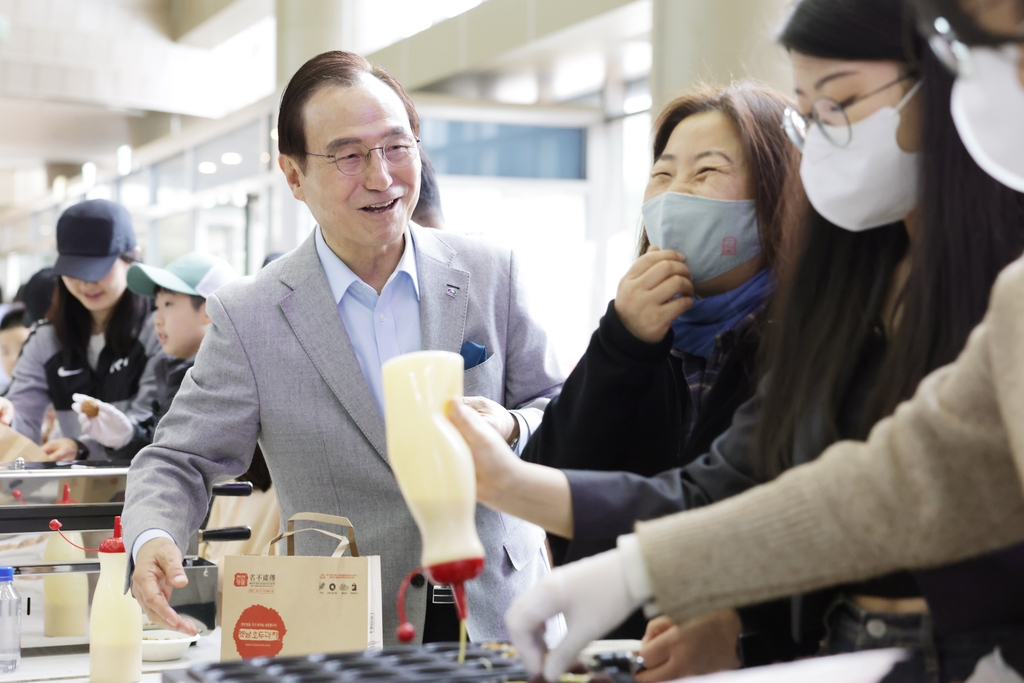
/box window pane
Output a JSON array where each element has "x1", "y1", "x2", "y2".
[{"x1": 420, "y1": 119, "x2": 586, "y2": 179}]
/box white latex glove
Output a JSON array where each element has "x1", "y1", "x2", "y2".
[
  {"x1": 71, "y1": 393, "x2": 134, "y2": 449},
  {"x1": 967, "y1": 649, "x2": 1024, "y2": 683},
  {"x1": 506, "y1": 546, "x2": 648, "y2": 681}
]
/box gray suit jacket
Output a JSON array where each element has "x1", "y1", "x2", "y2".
[{"x1": 123, "y1": 225, "x2": 564, "y2": 644}]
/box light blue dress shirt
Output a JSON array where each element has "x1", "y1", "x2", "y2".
[{"x1": 314, "y1": 226, "x2": 422, "y2": 414}]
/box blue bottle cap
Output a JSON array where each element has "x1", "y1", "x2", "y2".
[{"x1": 0, "y1": 567, "x2": 12, "y2": 581}]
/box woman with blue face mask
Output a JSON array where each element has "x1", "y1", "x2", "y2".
[
  {"x1": 445, "y1": 0, "x2": 1024, "y2": 678},
  {"x1": 464, "y1": 1, "x2": 1024, "y2": 681},
  {"x1": 518, "y1": 82, "x2": 794, "y2": 644}
]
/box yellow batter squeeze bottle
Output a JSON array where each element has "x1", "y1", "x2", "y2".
[
  {"x1": 50, "y1": 516, "x2": 142, "y2": 683},
  {"x1": 382, "y1": 351, "x2": 485, "y2": 644},
  {"x1": 42, "y1": 484, "x2": 88, "y2": 637}
]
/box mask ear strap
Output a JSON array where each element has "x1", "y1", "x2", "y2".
[{"x1": 895, "y1": 81, "x2": 923, "y2": 111}]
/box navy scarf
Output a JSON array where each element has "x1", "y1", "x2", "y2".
[{"x1": 671, "y1": 269, "x2": 774, "y2": 358}]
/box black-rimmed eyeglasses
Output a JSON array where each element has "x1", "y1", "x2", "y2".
[{"x1": 306, "y1": 134, "x2": 420, "y2": 176}]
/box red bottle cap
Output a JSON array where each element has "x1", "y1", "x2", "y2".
[
  {"x1": 98, "y1": 516, "x2": 125, "y2": 554},
  {"x1": 56, "y1": 484, "x2": 76, "y2": 505}
]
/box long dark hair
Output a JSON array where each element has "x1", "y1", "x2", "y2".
[
  {"x1": 638, "y1": 81, "x2": 798, "y2": 272},
  {"x1": 49, "y1": 253, "x2": 151, "y2": 366},
  {"x1": 755, "y1": 0, "x2": 1024, "y2": 478}
]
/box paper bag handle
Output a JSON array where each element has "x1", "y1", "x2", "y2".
[
  {"x1": 285, "y1": 512, "x2": 360, "y2": 557},
  {"x1": 263, "y1": 527, "x2": 351, "y2": 558}
]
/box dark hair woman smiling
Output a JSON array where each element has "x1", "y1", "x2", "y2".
[{"x1": 1, "y1": 200, "x2": 161, "y2": 461}]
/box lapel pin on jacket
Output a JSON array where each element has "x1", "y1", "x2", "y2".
[{"x1": 446, "y1": 285, "x2": 459, "y2": 298}]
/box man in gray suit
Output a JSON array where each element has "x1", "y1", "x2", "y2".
[{"x1": 124, "y1": 50, "x2": 564, "y2": 645}]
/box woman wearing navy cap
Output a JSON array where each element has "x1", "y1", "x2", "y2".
[{"x1": 0, "y1": 199, "x2": 160, "y2": 461}]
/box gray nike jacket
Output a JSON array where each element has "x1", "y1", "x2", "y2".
[{"x1": 7, "y1": 316, "x2": 162, "y2": 460}]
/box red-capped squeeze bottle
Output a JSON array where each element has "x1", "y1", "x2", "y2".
[
  {"x1": 87, "y1": 517, "x2": 142, "y2": 683},
  {"x1": 43, "y1": 484, "x2": 88, "y2": 637},
  {"x1": 381, "y1": 352, "x2": 487, "y2": 643}
]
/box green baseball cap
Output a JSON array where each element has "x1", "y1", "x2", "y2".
[{"x1": 127, "y1": 252, "x2": 237, "y2": 299}]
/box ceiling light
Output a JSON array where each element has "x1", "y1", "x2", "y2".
[
  {"x1": 117, "y1": 145, "x2": 132, "y2": 176},
  {"x1": 198, "y1": 162, "x2": 217, "y2": 174},
  {"x1": 221, "y1": 152, "x2": 242, "y2": 165},
  {"x1": 81, "y1": 162, "x2": 97, "y2": 188},
  {"x1": 493, "y1": 72, "x2": 539, "y2": 105},
  {"x1": 270, "y1": 128, "x2": 279, "y2": 141},
  {"x1": 260, "y1": 152, "x2": 271, "y2": 163},
  {"x1": 551, "y1": 54, "x2": 606, "y2": 102}
]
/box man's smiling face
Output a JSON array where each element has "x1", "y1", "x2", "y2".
[{"x1": 283, "y1": 73, "x2": 422, "y2": 255}]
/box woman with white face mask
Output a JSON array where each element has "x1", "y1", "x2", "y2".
[
  {"x1": 518, "y1": 82, "x2": 794, "y2": 649},
  {"x1": 463, "y1": 1, "x2": 1024, "y2": 681},
  {"x1": 912, "y1": 0, "x2": 1024, "y2": 191},
  {"x1": 444, "y1": 0, "x2": 1024, "y2": 678}
]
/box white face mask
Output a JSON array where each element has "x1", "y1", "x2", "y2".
[
  {"x1": 951, "y1": 44, "x2": 1024, "y2": 192},
  {"x1": 641, "y1": 192, "x2": 762, "y2": 284},
  {"x1": 799, "y1": 83, "x2": 922, "y2": 232}
]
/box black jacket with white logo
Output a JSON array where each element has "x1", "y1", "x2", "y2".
[{"x1": 7, "y1": 316, "x2": 161, "y2": 460}]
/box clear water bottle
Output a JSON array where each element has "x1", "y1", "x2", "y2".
[{"x1": 0, "y1": 566, "x2": 20, "y2": 673}]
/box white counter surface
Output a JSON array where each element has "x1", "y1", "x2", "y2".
[{"x1": 0, "y1": 629, "x2": 221, "y2": 683}]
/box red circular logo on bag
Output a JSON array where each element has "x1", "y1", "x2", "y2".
[{"x1": 233, "y1": 604, "x2": 287, "y2": 658}]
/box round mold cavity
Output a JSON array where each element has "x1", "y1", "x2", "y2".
[
  {"x1": 266, "y1": 663, "x2": 323, "y2": 676},
  {"x1": 408, "y1": 664, "x2": 459, "y2": 675},
  {"x1": 461, "y1": 658, "x2": 518, "y2": 670},
  {"x1": 291, "y1": 675, "x2": 341, "y2": 683},
  {"x1": 330, "y1": 659, "x2": 385, "y2": 671},
  {"x1": 422, "y1": 642, "x2": 463, "y2": 653},
  {"x1": 379, "y1": 655, "x2": 438, "y2": 667},
  {"x1": 339, "y1": 670, "x2": 408, "y2": 682},
  {"x1": 219, "y1": 676, "x2": 279, "y2": 683},
  {"x1": 203, "y1": 671, "x2": 267, "y2": 682}
]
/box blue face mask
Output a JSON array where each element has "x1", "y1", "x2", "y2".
[{"x1": 641, "y1": 192, "x2": 762, "y2": 284}]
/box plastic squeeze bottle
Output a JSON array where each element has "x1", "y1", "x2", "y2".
[
  {"x1": 90, "y1": 517, "x2": 141, "y2": 683},
  {"x1": 42, "y1": 484, "x2": 88, "y2": 637},
  {"x1": 381, "y1": 351, "x2": 485, "y2": 642},
  {"x1": 52, "y1": 516, "x2": 142, "y2": 683}
]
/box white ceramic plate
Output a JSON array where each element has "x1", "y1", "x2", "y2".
[{"x1": 141, "y1": 629, "x2": 200, "y2": 661}]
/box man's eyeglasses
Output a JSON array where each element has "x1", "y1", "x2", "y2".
[
  {"x1": 782, "y1": 75, "x2": 918, "y2": 150},
  {"x1": 307, "y1": 134, "x2": 420, "y2": 176}
]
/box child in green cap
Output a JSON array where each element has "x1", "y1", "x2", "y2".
[{"x1": 72, "y1": 253, "x2": 237, "y2": 449}]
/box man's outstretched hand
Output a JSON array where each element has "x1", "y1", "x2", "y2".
[{"x1": 131, "y1": 537, "x2": 198, "y2": 636}]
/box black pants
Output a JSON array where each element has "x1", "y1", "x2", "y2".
[{"x1": 421, "y1": 585, "x2": 461, "y2": 643}]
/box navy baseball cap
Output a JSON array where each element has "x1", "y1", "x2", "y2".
[{"x1": 54, "y1": 200, "x2": 137, "y2": 283}]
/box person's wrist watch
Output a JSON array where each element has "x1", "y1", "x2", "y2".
[{"x1": 507, "y1": 412, "x2": 520, "y2": 451}]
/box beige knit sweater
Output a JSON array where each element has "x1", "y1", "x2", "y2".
[{"x1": 635, "y1": 255, "x2": 1024, "y2": 626}]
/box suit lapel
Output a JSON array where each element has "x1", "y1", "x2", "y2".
[
  {"x1": 277, "y1": 235, "x2": 388, "y2": 462},
  {"x1": 412, "y1": 225, "x2": 470, "y2": 354}
]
